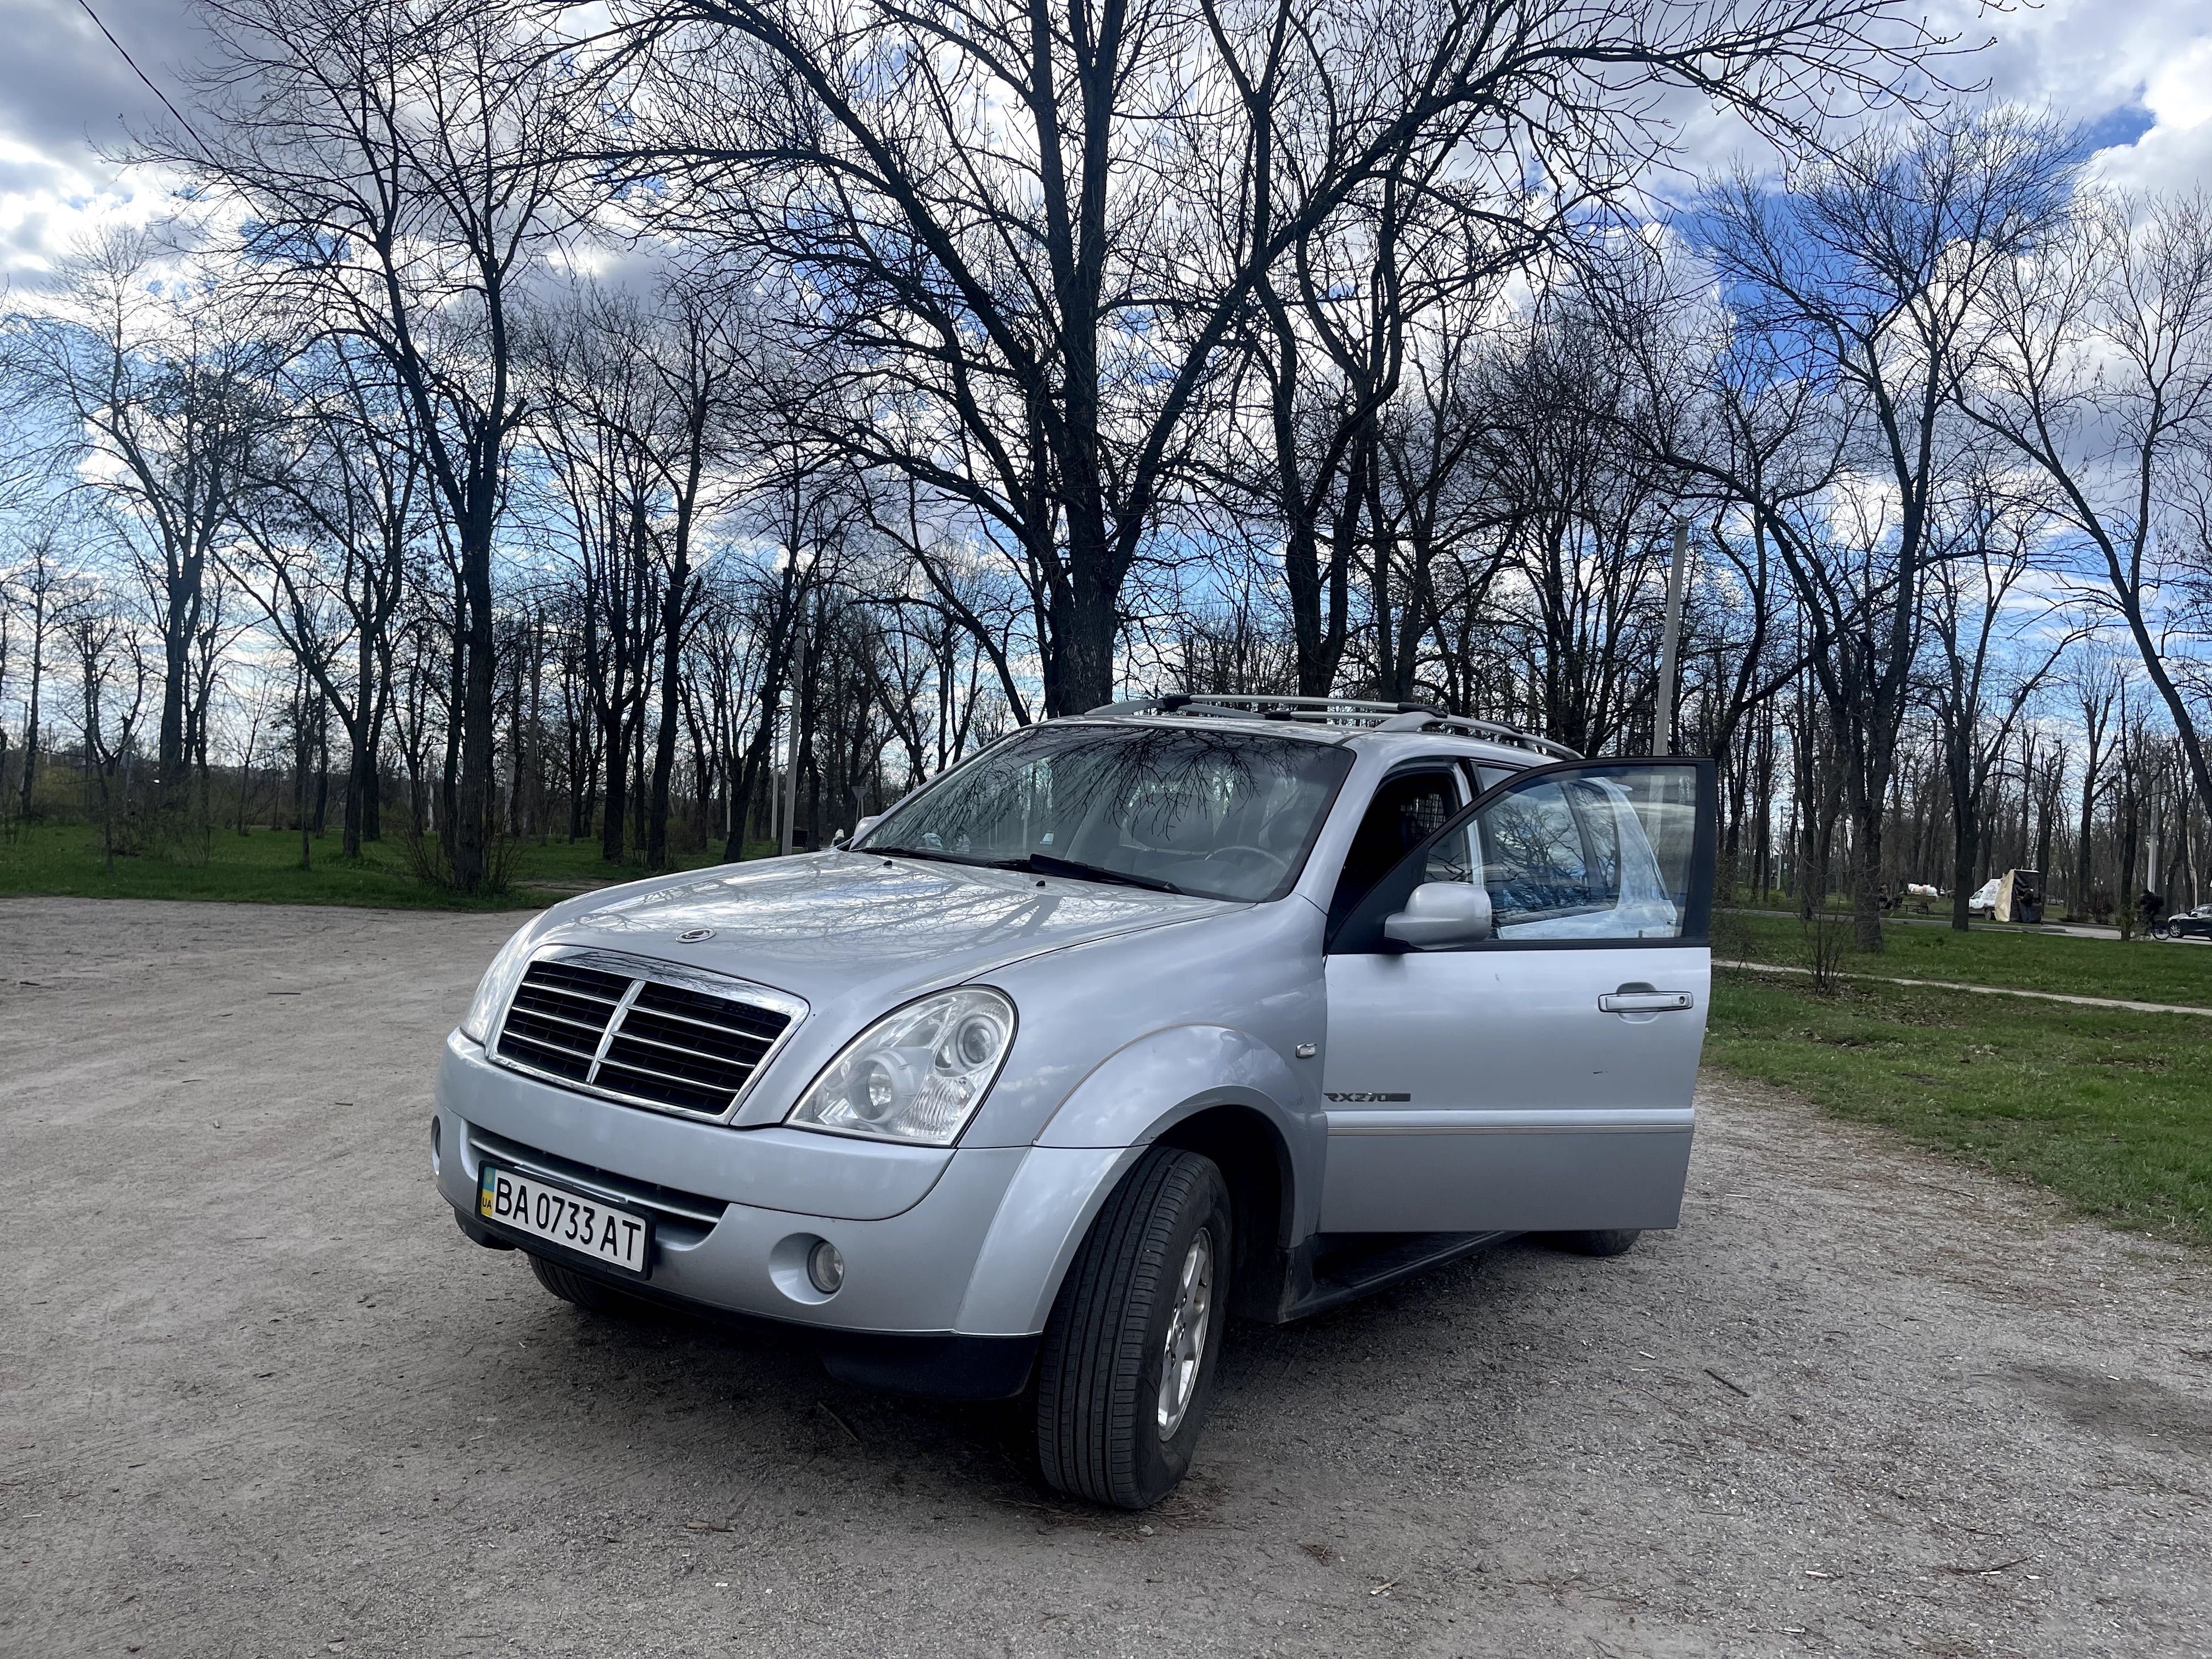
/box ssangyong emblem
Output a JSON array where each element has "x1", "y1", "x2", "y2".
[{"x1": 677, "y1": 927, "x2": 716, "y2": 943}]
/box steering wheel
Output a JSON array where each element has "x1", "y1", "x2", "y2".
[{"x1": 1205, "y1": 843, "x2": 1290, "y2": 881}]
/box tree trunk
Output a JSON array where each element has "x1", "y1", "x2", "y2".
[{"x1": 452, "y1": 503, "x2": 497, "y2": 890}]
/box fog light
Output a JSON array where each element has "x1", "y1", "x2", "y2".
[
  {"x1": 806, "y1": 1239, "x2": 845, "y2": 1295},
  {"x1": 430, "y1": 1116, "x2": 443, "y2": 1175}
]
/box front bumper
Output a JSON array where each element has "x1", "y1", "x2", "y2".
[
  {"x1": 432, "y1": 1031, "x2": 1132, "y2": 1396},
  {"x1": 450, "y1": 1203, "x2": 1037, "y2": 1398}
]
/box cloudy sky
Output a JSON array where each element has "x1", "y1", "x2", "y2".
[{"x1": 1, "y1": 0, "x2": 2208, "y2": 281}]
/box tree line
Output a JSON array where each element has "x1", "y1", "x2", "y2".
[{"x1": 1, "y1": 0, "x2": 2208, "y2": 944}]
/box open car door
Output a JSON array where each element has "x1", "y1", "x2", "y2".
[{"x1": 1319, "y1": 758, "x2": 1714, "y2": 1233}]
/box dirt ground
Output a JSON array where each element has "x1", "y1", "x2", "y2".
[{"x1": 3, "y1": 895, "x2": 2208, "y2": 1659}]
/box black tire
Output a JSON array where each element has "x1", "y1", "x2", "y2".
[
  {"x1": 1547, "y1": 1228, "x2": 1643, "y2": 1257},
  {"x1": 1034, "y1": 1147, "x2": 1232, "y2": 1510},
  {"x1": 526, "y1": 1249, "x2": 659, "y2": 1318}
]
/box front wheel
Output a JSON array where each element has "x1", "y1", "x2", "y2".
[
  {"x1": 1547, "y1": 1228, "x2": 1643, "y2": 1257},
  {"x1": 1034, "y1": 1147, "x2": 1232, "y2": 1510}
]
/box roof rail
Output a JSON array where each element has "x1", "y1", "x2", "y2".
[{"x1": 1080, "y1": 693, "x2": 1581, "y2": 760}]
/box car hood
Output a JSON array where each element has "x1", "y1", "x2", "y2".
[{"x1": 539, "y1": 849, "x2": 1233, "y2": 1011}]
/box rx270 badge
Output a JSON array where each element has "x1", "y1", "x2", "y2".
[{"x1": 1325, "y1": 1091, "x2": 1412, "y2": 1102}]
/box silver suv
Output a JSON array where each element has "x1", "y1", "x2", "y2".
[{"x1": 432, "y1": 696, "x2": 1714, "y2": 1508}]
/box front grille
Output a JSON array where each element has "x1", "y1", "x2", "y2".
[{"x1": 493, "y1": 950, "x2": 799, "y2": 1120}]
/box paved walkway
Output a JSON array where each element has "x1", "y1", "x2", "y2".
[{"x1": 1726, "y1": 957, "x2": 2212, "y2": 1018}]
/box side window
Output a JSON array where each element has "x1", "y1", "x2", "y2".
[
  {"x1": 1329, "y1": 769, "x2": 1461, "y2": 927},
  {"x1": 1469, "y1": 770, "x2": 1694, "y2": 940},
  {"x1": 1469, "y1": 764, "x2": 1518, "y2": 794},
  {"x1": 1331, "y1": 760, "x2": 1710, "y2": 951}
]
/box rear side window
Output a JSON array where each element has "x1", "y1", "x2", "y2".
[{"x1": 1329, "y1": 769, "x2": 1462, "y2": 927}]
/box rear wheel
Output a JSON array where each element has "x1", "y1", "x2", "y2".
[
  {"x1": 1547, "y1": 1228, "x2": 1643, "y2": 1257},
  {"x1": 527, "y1": 1250, "x2": 659, "y2": 1318},
  {"x1": 1034, "y1": 1147, "x2": 1232, "y2": 1510}
]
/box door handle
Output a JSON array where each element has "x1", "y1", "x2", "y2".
[{"x1": 1599, "y1": 990, "x2": 1695, "y2": 1013}]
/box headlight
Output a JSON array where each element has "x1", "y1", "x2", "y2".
[
  {"x1": 786, "y1": 988, "x2": 1015, "y2": 1146},
  {"x1": 459, "y1": 922, "x2": 538, "y2": 1044}
]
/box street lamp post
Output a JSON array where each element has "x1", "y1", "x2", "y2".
[
  {"x1": 780, "y1": 623, "x2": 808, "y2": 856},
  {"x1": 1655, "y1": 519, "x2": 1689, "y2": 757}
]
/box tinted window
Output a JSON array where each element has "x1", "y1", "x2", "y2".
[{"x1": 1331, "y1": 770, "x2": 1461, "y2": 925}]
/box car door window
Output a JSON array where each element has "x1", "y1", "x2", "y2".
[
  {"x1": 1329, "y1": 769, "x2": 1461, "y2": 927},
  {"x1": 1336, "y1": 760, "x2": 1711, "y2": 950}
]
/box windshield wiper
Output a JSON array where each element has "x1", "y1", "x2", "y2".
[
  {"x1": 1020, "y1": 853, "x2": 1183, "y2": 894},
  {"x1": 866, "y1": 845, "x2": 1026, "y2": 871},
  {"x1": 868, "y1": 844, "x2": 1183, "y2": 894}
]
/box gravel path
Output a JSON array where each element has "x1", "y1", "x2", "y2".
[{"x1": 3, "y1": 895, "x2": 2207, "y2": 1658}]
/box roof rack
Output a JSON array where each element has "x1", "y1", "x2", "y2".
[{"x1": 1080, "y1": 693, "x2": 1581, "y2": 761}]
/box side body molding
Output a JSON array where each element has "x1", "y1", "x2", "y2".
[{"x1": 953, "y1": 1025, "x2": 1321, "y2": 1338}]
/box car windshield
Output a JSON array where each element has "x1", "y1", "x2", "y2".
[{"x1": 856, "y1": 724, "x2": 1355, "y2": 902}]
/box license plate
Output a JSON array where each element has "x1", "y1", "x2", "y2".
[{"x1": 477, "y1": 1163, "x2": 652, "y2": 1277}]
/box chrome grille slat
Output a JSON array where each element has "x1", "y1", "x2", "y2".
[
  {"x1": 589, "y1": 1069, "x2": 731, "y2": 1114},
  {"x1": 497, "y1": 1031, "x2": 597, "y2": 1075},
  {"x1": 598, "y1": 1047, "x2": 754, "y2": 1092},
  {"x1": 509, "y1": 995, "x2": 624, "y2": 1022},
  {"x1": 602, "y1": 1022, "x2": 770, "y2": 1066},
  {"x1": 624, "y1": 994, "x2": 788, "y2": 1041},
  {"x1": 490, "y1": 949, "x2": 802, "y2": 1122},
  {"x1": 503, "y1": 1004, "x2": 607, "y2": 1036}
]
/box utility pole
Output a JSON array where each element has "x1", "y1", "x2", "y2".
[
  {"x1": 1655, "y1": 519, "x2": 1689, "y2": 757},
  {"x1": 780, "y1": 623, "x2": 808, "y2": 856}
]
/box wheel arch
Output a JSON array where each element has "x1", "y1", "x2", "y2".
[
  {"x1": 1152, "y1": 1102, "x2": 1294, "y2": 1318},
  {"x1": 952, "y1": 1027, "x2": 1316, "y2": 1340}
]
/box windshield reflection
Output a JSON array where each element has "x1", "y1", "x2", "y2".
[{"x1": 856, "y1": 724, "x2": 1353, "y2": 902}]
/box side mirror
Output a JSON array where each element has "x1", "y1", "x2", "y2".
[
  {"x1": 848, "y1": 814, "x2": 882, "y2": 846},
  {"x1": 1384, "y1": 882, "x2": 1493, "y2": 950}
]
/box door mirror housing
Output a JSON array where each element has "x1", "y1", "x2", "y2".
[{"x1": 1384, "y1": 882, "x2": 1493, "y2": 950}]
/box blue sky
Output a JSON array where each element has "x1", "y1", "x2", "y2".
[{"x1": 0, "y1": 0, "x2": 2208, "y2": 280}]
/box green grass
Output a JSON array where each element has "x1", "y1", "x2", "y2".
[
  {"x1": 0, "y1": 819, "x2": 771, "y2": 912},
  {"x1": 1707, "y1": 969, "x2": 2212, "y2": 1248},
  {"x1": 1716, "y1": 909, "x2": 2212, "y2": 1009}
]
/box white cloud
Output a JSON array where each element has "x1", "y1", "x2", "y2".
[{"x1": 0, "y1": 0, "x2": 2209, "y2": 284}]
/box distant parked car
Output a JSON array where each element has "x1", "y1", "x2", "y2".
[
  {"x1": 1967, "y1": 878, "x2": 2002, "y2": 917},
  {"x1": 2152, "y1": 905, "x2": 2212, "y2": 941}
]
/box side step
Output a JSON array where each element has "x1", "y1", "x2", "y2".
[{"x1": 1264, "y1": 1229, "x2": 1516, "y2": 1323}]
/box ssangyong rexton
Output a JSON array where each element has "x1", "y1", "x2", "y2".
[{"x1": 432, "y1": 695, "x2": 1713, "y2": 1508}]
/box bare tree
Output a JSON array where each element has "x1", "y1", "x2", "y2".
[
  {"x1": 69, "y1": 588, "x2": 153, "y2": 871},
  {"x1": 600, "y1": 0, "x2": 1948, "y2": 713},
  {"x1": 1958, "y1": 189, "x2": 2212, "y2": 811},
  {"x1": 154, "y1": 0, "x2": 589, "y2": 890},
  {"x1": 1694, "y1": 112, "x2": 2075, "y2": 947},
  {"x1": 234, "y1": 343, "x2": 425, "y2": 857},
  {"x1": 14, "y1": 230, "x2": 274, "y2": 814},
  {"x1": 4, "y1": 520, "x2": 71, "y2": 820},
  {"x1": 1923, "y1": 472, "x2": 2067, "y2": 927}
]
